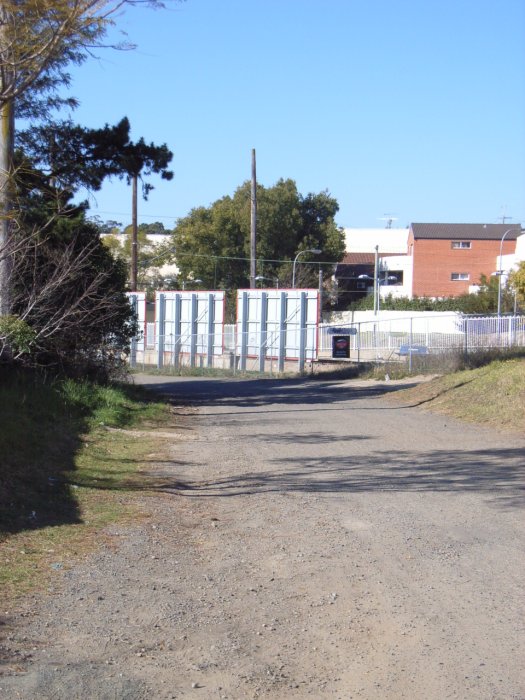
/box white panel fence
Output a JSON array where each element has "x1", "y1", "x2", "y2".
[
  {"x1": 131, "y1": 306, "x2": 525, "y2": 374},
  {"x1": 131, "y1": 289, "x2": 320, "y2": 374}
]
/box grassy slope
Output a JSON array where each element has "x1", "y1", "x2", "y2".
[
  {"x1": 390, "y1": 358, "x2": 525, "y2": 434},
  {"x1": 0, "y1": 371, "x2": 169, "y2": 601}
]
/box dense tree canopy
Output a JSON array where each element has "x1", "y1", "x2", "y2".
[
  {"x1": 171, "y1": 179, "x2": 345, "y2": 291},
  {"x1": 17, "y1": 117, "x2": 173, "y2": 200},
  {"x1": 7, "y1": 179, "x2": 135, "y2": 377},
  {"x1": 18, "y1": 118, "x2": 133, "y2": 195},
  {"x1": 1, "y1": 0, "x2": 176, "y2": 318}
]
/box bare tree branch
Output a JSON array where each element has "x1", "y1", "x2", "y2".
[
  {"x1": 0, "y1": 1, "x2": 170, "y2": 104},
  {"x1": 0, "y1": 215, "x2": 135, "y2": 375}
]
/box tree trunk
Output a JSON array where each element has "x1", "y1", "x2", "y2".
[{"x1": 0, "y1": 96, "x2": 14, "y2": 316}]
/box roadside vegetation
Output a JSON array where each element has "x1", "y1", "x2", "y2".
[
  {"x1": 0, "y1": 369, "x2": 169, "y2": 601},
  {"x1": 346, "y1": 271, "x2": 524, "y2": 315},
  {"x1": 389, "y1": 357, "x2": 525, "y2": 434},
  {"x1": 309, "y1": 349, "x2": 525, "y2": 434}
]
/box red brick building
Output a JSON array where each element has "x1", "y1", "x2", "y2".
[{"x1": 409, "y1": 223, "x2": 520, "y2": 297}]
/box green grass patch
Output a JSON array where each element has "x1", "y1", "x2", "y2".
[
  {"x1": 390, "y1": 358, "x2": 525, "y2": 433},
  {"x1": 0, "y1": 368, "x2": 170, "y2": 602}
]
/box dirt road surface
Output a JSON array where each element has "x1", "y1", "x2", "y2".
[{"x1": 1, "y1": 376, "x2": 524, "y2": 699}]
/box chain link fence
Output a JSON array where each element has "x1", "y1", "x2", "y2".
[{"x1": 130, "y1": 315, "x2": 525, "y2": 375}]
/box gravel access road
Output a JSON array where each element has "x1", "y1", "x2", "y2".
[{"x1": 1, "y1": 375, "x2": 524, "y2": 700}]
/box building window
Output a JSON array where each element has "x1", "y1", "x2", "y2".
[
  {"x1": 451, "y1": 272, "x2": 469, "y2": 281},
  {"x1": 451, "y1": 241, "x2": 471, "y2": 249}
]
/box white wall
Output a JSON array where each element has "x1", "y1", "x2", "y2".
[
  {"x1": 101, "y1": 233, "x2": 179, "y2": 278},
  {"x1": 326, "y1": 309, "x2": 463, "y2": 334},
  {"x1": 378, "y1": 255, "x2": 413, "y2": 298},
  {"x1": 515, "y1": 233, "x2": 525, "y2": 261},
  {"x1": 495, "y1": 233, "x2": 525, "y2": 287},
  {"x1": 343, "y1": 228, "x2": 409, "y2": 253}
]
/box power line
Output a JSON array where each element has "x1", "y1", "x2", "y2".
[{"x1": 143, "y1": 247, "x2": 344, "y2": 268}]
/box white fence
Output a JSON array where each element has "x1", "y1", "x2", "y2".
[
  {"x1": 236, "y1": 288, "x2": 319, "y2": 372},
  {"x1": 319, "y1": 314, "x2": 525, "y2": 361},
  {"x1": 130, "y1": 327, "x2": 315, "y2": 374},
  {"x1": 131, "y1": 313, "x2": 525, "y2": 374},
  {"x1": 132, "y1": 289, "x2": 320, "y2": 374}
]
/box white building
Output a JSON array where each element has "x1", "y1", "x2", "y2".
[
  {"x1": 499, "y1": 231, "x2": 525, "y2": 279},
  {"x1": 101, "y1": 232, "x2": 179, "y2": 281},
  {"x1": 343, "y1": 228, "x2": 409, "y2": 254},
  {"x1": 339, "y1": 228, "x2": 413, "y2": 300}
]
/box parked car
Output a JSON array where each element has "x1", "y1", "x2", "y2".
[{"x1": 397, "y1": 344, "x2": 429, "y2": 356}]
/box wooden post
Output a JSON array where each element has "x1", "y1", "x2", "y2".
[
  {"x1": 250, "y1": 149, "x2": 257, "y2": 289},
  {"x1": 130, "y1": 174, "x2": 138, "y2": 291}
]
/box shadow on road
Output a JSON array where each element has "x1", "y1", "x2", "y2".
[
  {"x1": 158, "y1": 446, "x2": 525, "y2": 510},
  {"x1": 133, "y1": 376, "x2": 525, "y2": 510},
  {"x1": 137, "y1": 376, "x2": 416, "y2": 415}
]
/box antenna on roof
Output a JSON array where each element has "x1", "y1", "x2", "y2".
[
  {"x1": 379, "y1": 215, "x2": 398, "y2": 229},
  {"x1": 498, "y1": 206, "x2": 513, "y2": 224}
]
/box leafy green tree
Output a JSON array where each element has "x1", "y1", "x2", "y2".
[
  {"x1": 509, "y1": 261, "x2": 525, "y2": 311},
  {"x1": 17, "y1": 117, "x2": 173, "y2": 291},
  {"x1": 90, "y1": 218, "x2": 122, "y2": 236},
  {"x1": 172, "y1": 179, "x2": 344, "y2": 294},
  {"x1": 111, "y1": 130, "x2": 173, "y2": 290},
  {"x1": 0, "y1": 1, "x2": 173, "y2": 315},
  {"x1": 17, "y1": 118, "x2": 135, "y2": 196}
]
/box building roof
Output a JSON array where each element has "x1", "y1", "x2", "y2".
[
  {"x1": 341, "y1": 252, "x2": 403, "y2": 265},
  {"x1": 410, "y1": 223, "x2": 522, "y2": 240}
]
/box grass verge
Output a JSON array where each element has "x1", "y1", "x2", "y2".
[
  {"x1": 388, "y1": 358, "x2": 525, "y2": 433},
  {"x1": 0, "y1": 368, "x2": 170, "y2": 603}
]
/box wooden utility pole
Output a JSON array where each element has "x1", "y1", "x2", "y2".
[
  {"x1": 130, "y1": 173, "x2": 138, "y2": 291},
  {"x1": 250, "y1": 149, "x2": 257, "y2": 289}
]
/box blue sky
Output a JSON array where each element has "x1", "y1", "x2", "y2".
[{"x1": 67, "y1": 0, "x2": 525, "y2": 230}]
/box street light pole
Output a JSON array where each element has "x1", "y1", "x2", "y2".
[
  {"x1": 373, "y1": 245, "x2": 379, "y2": 315},
  {"x1": 497, "y1": 228, "x2": 515, "y2": 317},
  {"x1": 292, "y1": 249, "x2": 321, "y2": 288}
]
